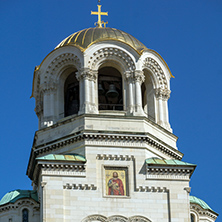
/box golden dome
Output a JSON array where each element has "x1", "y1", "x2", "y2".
[{"x1": 56, "y1": 27, "x2": 148, "y2": 54}]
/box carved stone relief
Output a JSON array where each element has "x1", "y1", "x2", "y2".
[
  {"x1": 142, "y1": 57, "x2": 168, "y2": 89},
  {"x1": 88, "y1": 47, "x2": 136, "y2": 72},
  {"x1": 82, "y1": 215, "x2": 151, "y2": 222}
]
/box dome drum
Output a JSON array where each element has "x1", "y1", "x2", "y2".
[{"x1": 32, "y1": 27, "x2": 172, "y2": 132}]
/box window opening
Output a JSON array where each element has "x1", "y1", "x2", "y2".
[
  {"x1": 64, "y1": 72, "x2": 79, "y2": 117},
  {"x1": 22, "y1": 209, "x2": 29, "y2": 222},
  {"x1": 191, "y1": 214, "x2": 195, "y2": 222},
  {"x1": 98, "y1": 67, "x2": 123, "y2": 111}
]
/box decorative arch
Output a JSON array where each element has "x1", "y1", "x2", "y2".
[
  {"x1": 88, "y1": 47, "x2": 136, "y2": 73},
  {"x1": 190, "y1": 208, "x2": 200, "y2": 222},
  {"x1": 87, "y1": 47, "x2": 136, "y2": 113},
  {"x1": 142, "y1": 57, "x2": 168, "y2": 89},
  {"x1": 107, "y1": 215, "x2": 128, "y2": 222},
  {"x1": 22, "y1": 208, "x2": 29, "y2": 222},
  {"x1": 142, "y1": 68, "x2": 157, "y2": 121},
  {"x1": 33, "y1": 53, "x2": 82, "y2": 125},
  {"x1": 81, "y1": 214, "x2": 107, "y2": 222},
  {"x1": 82, "y1": 215, "x2": 152, "y2": 222},
  {"x1": 129, "y1": 215, "x2": 152, "y2": 222},
  {"x1": 46, "y1": 53, "x2": 81, "y2": 80}
]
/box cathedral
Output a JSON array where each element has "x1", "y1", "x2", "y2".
[{"x1": 0, "y1": 3, "x2": 218, "y2": 222}]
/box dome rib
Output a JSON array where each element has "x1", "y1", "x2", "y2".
[{"x1": 56, "y1": 27, "x2": 148, "y2": 54}]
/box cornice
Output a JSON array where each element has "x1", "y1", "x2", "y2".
[
  {"x1": 190, "y1": 204, "x2": 219, "y2": 219},
  {"x1": 146, "y1": 167, "x2": 194, "y2": 180},
  {"x1": 32, "y1": 132, "x2": 181, "y2": 160},
  {"x1": 0, "y1": 199, "x2": 39, "y2": 213},
  {"x1": 33, "y1": 161, "x2": 86, "y2": 185}
]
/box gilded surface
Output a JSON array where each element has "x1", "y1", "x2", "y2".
[{"x1": 56, "y1": 27, "x2": 148, "y2": 54}]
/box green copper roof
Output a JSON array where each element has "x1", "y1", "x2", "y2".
[
  {"x1": 0, "y1": 190, "x2": 38, "y2": 206},
  {"x1": 36, "y1": 154, "x2": 86, "y2": 162},
  {"x1": 190, "y1": 196, "x2": 218, "y2": 214},
  {"x1": 146, "y1": 158, "x2": 196, "y2": 166}
]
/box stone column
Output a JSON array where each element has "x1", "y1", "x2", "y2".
[
  {"x1": 41, "y1": 78, "x2": 57, "y2": 127},
  {"x1": 90, "y1": 70, "x2": 98, "y2": 113},
  {"x1": 155, "y1": 88, "x2": 172, "y2": 131},
  {"x1": 124, "y1": 71, "x2": 134, "y2": 114},
  {"x1": 77, "y1": 68, "x2": 97, "y2": 114},
  {"x1": 134, "y1": 70, "x2": 145, "y2": 116}
]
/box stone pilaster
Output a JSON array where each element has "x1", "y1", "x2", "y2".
[{"x1": 41, "y1": 77, "x2": 57, "y2": 127}]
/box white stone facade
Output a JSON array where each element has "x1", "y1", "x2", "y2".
[{"x1": 0, "y1": 27, "x2": 218, "y2": 222}]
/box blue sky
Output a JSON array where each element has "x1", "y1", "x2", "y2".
[{"x1": 0, "y1": 0, "x2": 221, "y2": 218}]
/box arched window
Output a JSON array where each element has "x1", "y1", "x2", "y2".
[
  {"x1": 98, "y1": 67, "x2": 123, "y2": 111},
  {"x1": 22, "y1": 209, "x2": 29, "y2": 222},
  {"x1": 191, "y1": 213, "x2": 195, "y2": 222},
  {"x1": 64, "y1": 72, "x2": 79, "y2": 117},
  {"x1": 142, "y1": 69, "x2": 156, "y2": 122}
]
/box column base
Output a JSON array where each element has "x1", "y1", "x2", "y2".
[
  {"x1": 133, "y1": 105, "x2": 146, "y2": 116},
  {"x1": 79, "y1": 102, "x2": 98, "y2": 114},
  {"x1": 157, "y1": 121, "x2": 172, "y2": 132}
]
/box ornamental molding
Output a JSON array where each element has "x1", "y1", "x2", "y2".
[
  {"x1": 33, "y1": 162, "x2": 86, "y2": 185},
  {"x1": 124, "y1": 70, "x2": 134, "y2": 82},
  {"x1": 39, "y1": 163, "x2": 86, "y2": 175},
  {"x1": 155, "y1": 88, "x2": 171, "y2": 100},
  {"x1": 33, "y1": 132, "x2": 182, "y2": 160},
  {"x1": 134, "y1": 70, "x2": 145, "y2": 84},
  {"x1": 82, "y1": 215, "x2": 107, "y2": 222},
  {"x1": 82, "y1": 215, "x2": 151, "y2": 222},
  {"x1": 129, "y1": 216, "x2": 151, "y2": 222},
  {"x1": 96, "y1": 154, "x2": 134, "y2": 161},
  {"x1": 76, "y1": 68, "x2": 97, "y2": 81},
  {"x1": 63, "y1": 183, "x2": 97, "y2": 190},
  {"x1": 147, "y1": 167, "x2": 193, "y2": 177},
  {"x1": 35, "y1": 101, "x2": 43, "y2": 117},
  {"x1": 190, "y1": 204, "x2": 218, "y2": 220},
  {"x1": 33, "y1": 132, "x2": 84, "y2": 154},
  {"x1": 108, "y1": 216, "x2": 128, "y2": 222},
  {"x1": 84, "y1": 134, "x2": 181, "y2": 160},
  {"x1": 88, "y1": 47, "x2": 136, "y2": 71},
  {"x1": 45, "y1": 53, "x2": 81, "y2": 78},
  {"x1": 33, "y1": 73, "x2": 43, "y2": 116},
  {"x1": 136, "y1": 186, "x2": 168, "y2": 193},
  {"x1": 40, "y1": 76, "x2": 57, "y2": 93},
  {"x1": 142, "y1": 57, "x2": 168, "y2": 89},
  {"x1": 0, "y1": 199, "x2": 39, "y2": 213}
]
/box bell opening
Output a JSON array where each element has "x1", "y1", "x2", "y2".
[
  {"x1": 64, "y1": 72, "x2": 79, "y2": 117},
  {"x1": 98, "y1": 67, "x2": 123, "y2": 111}
]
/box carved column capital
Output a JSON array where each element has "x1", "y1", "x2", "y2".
[
  {"x1": 155, "y1": 88, "x2": 171, "y2": 100},
  {"x1": 35, "y1": 102, "x2": 43, "y2": 117},
  {"x1": 124, "y1": 70, "x2": 134, "y2": 82},
  {"x1": 134, "y1": 70, "x2": 145, "y2": 84},
  {"x1": 41, "y1": 77, "x2": 57, "y2": 93},
  {"x1": 76, "y1": 68, "x2": 97, "y2": 81}
]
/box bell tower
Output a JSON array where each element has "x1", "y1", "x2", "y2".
[{"x1": 25, "y1": 3, "x2": 218, "y2": 222}]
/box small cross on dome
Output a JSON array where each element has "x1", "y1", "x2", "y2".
[{"x1": 91, "y1": 1, "x2": 108, "y2": 28}]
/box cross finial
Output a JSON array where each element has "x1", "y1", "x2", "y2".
[{"x1": 91, "y1": 2, "x2": 108, "y2": 28}]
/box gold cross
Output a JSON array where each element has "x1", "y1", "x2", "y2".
[{"x1": 91, "y1": 4, "x2": 108, "y2": 28}]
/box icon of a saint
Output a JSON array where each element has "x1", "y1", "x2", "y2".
[{"x1": 108, "y1": 172, "x2": 124, "y2": 195}]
